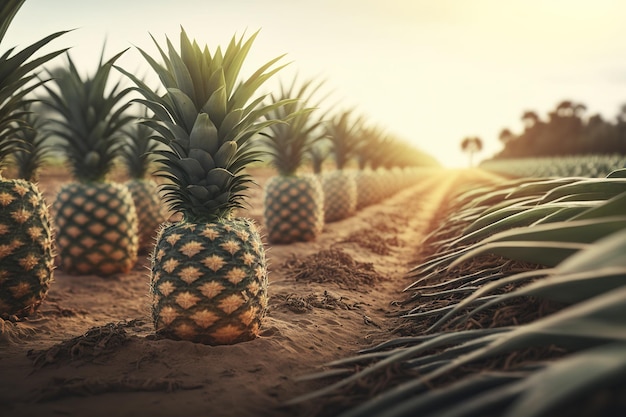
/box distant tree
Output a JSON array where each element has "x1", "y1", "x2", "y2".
[
  {"x1": 488, "y1": 100, "x2": 626, "y2": 161},
  {"x1": 555, "y1": 100, "x2": 574, "y2": 117},
  {"x1": 499, "y1": 128, "x2": 514, "y2": 144},
  {"x1": 461, "y1": 136, "x2": 483, "y2": 167},
  {"x1": 521, "y1": 110, "x2": 539, "y2": 130}
]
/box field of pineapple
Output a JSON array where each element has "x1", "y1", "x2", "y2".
[
  {"x1": 2, "y1": 2, "x2": 626, "y2": 416},
  {"x1": 2, "y1": 158, "x2": 623, "y2": 417},
  {"x1": 0, "y1": 164, "x2": 499, "y2": 417}
]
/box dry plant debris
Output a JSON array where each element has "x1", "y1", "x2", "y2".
[
  {"x1": 276, "y1": 291, "x2": 362, "y2": 313},
  {"x1": 283, "y1": 248, "x2": 386, "y2": 291},
  {"x1": 34, "y1": 376, "x2": 202, "y2": 402},
  {"x1": 27, "y1": 320, "x2": 142, "y2": 368},
  {"x1": 0, "y1": 317, "x2": 37, "y2": 344},
  {"x1": 340, "y1": 229, "x2": 400, "y2": 255}
]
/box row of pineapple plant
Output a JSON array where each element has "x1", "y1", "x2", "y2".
[
  {"x1": 1, "y1": 5, "x2": 438, "y2": 353},
  {"x1": 0, "y1": 1, "x2": 442, "y2": 348},
  {"x1": 289, "y1": 166, "x2": 626, "y2": 416},
  {"x1": 259, "y1": 92, "x2": 440, "y2": 243},
  {"x1": 320, "y1": 108, "x2": 362, "y2": 222},
  {"x1": 0, "y1": 0, "x2": 67, "y2": 319},
  {"x1": 481, "y1": 153, "x2": 626, "y2": 178}
]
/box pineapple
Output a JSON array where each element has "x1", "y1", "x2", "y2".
[
  {"x1": 353, "y1": 125, "x2": 386, "y2": 209},
  {"x1": 1, "y1": 111, "x2": 55, "y2": 318},
  {"x1": 321, "y1": 109, "x2": 362, "y2": 222},
  {"x1": 119, "y1": 28, "x2": 291, "y2": 344},
  {"x1": 0, "y1": 0, "x2": 67, "y2": 317},
  {"x1": 42, "y1": 48, "x2": 139, "y2": 276},
  {"x1": 260, "y1": 76, "x2": 330, "y2": 244},
  {"x1": 120, "y1": 111, "x2": 168, "y2": 254}
]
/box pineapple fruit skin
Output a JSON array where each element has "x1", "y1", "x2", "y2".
[
  {"x1": 125, "y1": 178, "x2": 167, "y2": 254},
  {"x1": 53, "y1": 182, "x2": 139, "y2": 276},
  {"x1": 150, "y1": 218, "x2": 268, "y2": 345},
  {"x1": 0, "y1": 179, "x2": 54, "y2": 318},
  {"x1": 355, "y1": 169, "x2": 383, "y2": 209},
  {"x1": 263, "y1": 174, "x2": 324, "y2": 244},
  {"x1": 321, "y1": 170, "x2": 357, "y2": 222}
]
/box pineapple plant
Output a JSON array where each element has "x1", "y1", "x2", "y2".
[
  {"x1": 369, "y1": 134, "x2": 400, "y2": 201},
  {"x1": 120, "y1": 110, "x2": 168, "y2": 254},
  {"x1": 2, "y1": 110, "x2": 56, "y2": 318},
  {"x1": 321, "y1": 109, "x2": 362, "y2": 222},
  {"x1": 260, "y1": 75, "x2": 330, "y2": 244},
  {"x1": 42, "y1": 48, "x2": 139, "y2": 276},
  {"x1": 0, "y1": 0, "x2": 67, "y2": 317},
  {"x1": 353, "y1": 124, "x2": 385, "y2": 209},
  {"x1": 118, "y1": 28, "x2": 291, "y2": 344}
]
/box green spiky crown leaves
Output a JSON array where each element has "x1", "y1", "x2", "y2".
[
  {"x1": 354, "y1": 124, "x2": 386, "y2": 170},
  {"x1": 326, "y1": 109, "x2": 364, "y2": 170},
  {"x1": 260, "y1": 75, "x2": 331, "y2": 176},
  {"x1": 41, "y1": 48, "x2": 135, "y2": 182},
  {"x1": 117, "y1": 27, "x2": 292, "y2": 222},
  {"x1": 0, "y1": 0, "x2": 68, "y2": 172},
  {"x1": 120, "y1": 108, "x2": 162, "y2": 179},
  {"x1": 10, "y1": 105, "x2": 53, "y2": 181}
]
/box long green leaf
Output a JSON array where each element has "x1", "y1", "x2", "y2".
[
  {"x1": 505, "y1": 342, "x2": 626, "y2": 417},
  {"x1": 448, "y1": 241, "x2": 587, "y2": 269}
]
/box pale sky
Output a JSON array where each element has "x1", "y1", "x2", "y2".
[{"x1": 6, "y1": 0, "x2": 626, "y2": 167}]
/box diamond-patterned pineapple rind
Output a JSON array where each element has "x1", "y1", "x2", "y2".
[
  {"x1": 355, "y1": 170, "x2": 383, "y2": 209},
  {"x1": 0, "y1": 179, "x2": 54, "y2": 318},
  {"x1": 263, "y1": 174, "x2": 324, "y2": 244},
  {"x1": 53, "y1": 182, "x2": 139, "y2": 276},
  {"x1": 321, "y1": 170, "x2": 357, "y2": 223},
  {"x1": 150, "y1": 218, "x2": 268, "y2": 345}
]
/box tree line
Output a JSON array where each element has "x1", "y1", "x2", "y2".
[{"x1": 491, "y1": 100, "x2": 626, "y2": 159}]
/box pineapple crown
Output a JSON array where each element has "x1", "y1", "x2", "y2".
[
  {"x1": 41, "y1": 47, "x2": 135, "y2": 183},
  {"x1": 355, "y1": 124, "x2": 386, "y2": 170},
  {"x1": 326, "y1": 108, "x2": 364, "y2": 170},
  {"x1": 120, "y1": 108, "x2": 162, "y2": 179},
  {"x1": 0, "y1": 0, "x2": 68, "y2": 172},
  {"x1": 117, "y1": 27, "x2": 293, "y2": 222},
  {"x1": 260, "y1": 75, "x2": 332, "y2": 176},
  {"x1": 10, "y1": 104, "x2": 53, "y2": 181},
  {"x1": 307, "y1": 140, "x2": 331, "y2": 174}
]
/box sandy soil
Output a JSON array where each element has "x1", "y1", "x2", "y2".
[{"x1": 0, "y1": 166, "x2": 502, "y2": 417}]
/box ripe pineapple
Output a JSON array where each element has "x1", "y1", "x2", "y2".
[
  {"x1": 0, "y1": 1, "x2": 67, "y2": 317},
  {"x1": 321, "y1": 169, "x2": 357, "y2": 222},
  {"x1": 354, "y1": 169, "x2": 382, "y2": 209},
  {"x1": 120, "y1": 112, "x2": 168, "y2": 253},
  {"x1": 322, "y1": 109, "x2": 363, "y2": 222},
  {"x1": 42, "y1": 49, "x2": 139, "y2": 276},
  {"x1": 119, "y1": 28, "x2": 290, "y2": 344},
  {"x1": 0, "y1": 114, "x2": 55, "y2": 317},
  {"x1": 261, "y1": 76, "x2": 330, "y2": 244}
]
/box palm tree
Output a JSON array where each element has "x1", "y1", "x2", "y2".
[
  {"x1": 461, "y1": 136, "x2": 482, "y2": 167},
  {"x1": 498, "y1": 128, "x2": 514, "y2": 144},
  {"x1": 521, "y1": 110, "x2": 539, "y2": 130}
]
